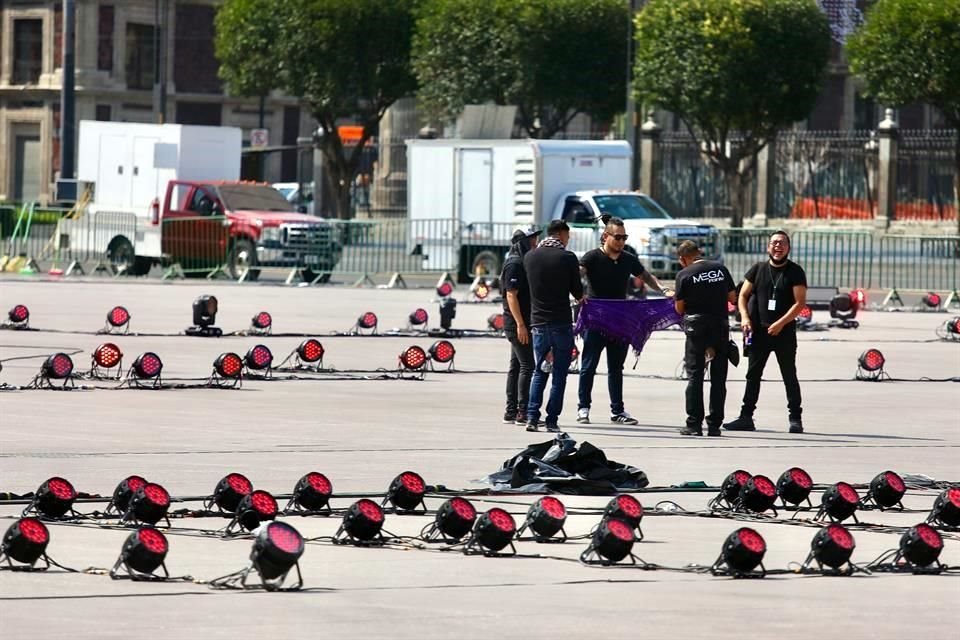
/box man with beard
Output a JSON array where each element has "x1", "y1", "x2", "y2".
[
  {"x1": 500, "y1": 226, "x2": 541, "y2": 425},
  {"x1": 724, "y1": 230, "x2": 808, "y2": 434}
]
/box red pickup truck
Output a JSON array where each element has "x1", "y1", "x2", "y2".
[{"x1": 159, "y1": 180, "x2": 343, "y2": 281}]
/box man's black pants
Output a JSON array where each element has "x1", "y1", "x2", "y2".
[
  {"x1": 740, "y1": 326, "x2": 802, "y2": 419},
  {"x1": 683, "y1": 315, "x2": 729, "y2": 431},
  {"x1": 505, "y1": 328, "x2": 535, "y2": 415}
]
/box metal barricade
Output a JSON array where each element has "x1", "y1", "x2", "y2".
[
  {"x1": 878, "y1": 235, "x2": 959, "y2": 292},
  {"x1": 793, "y1": 230, "x2": 873, "y2": 289},
  {"x1": 719, "y1": 228, "x2": 771, "y2": 279}
]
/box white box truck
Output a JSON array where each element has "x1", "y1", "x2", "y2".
[{"x1": 406, "y1": 138, "x2": 721, "y2": 282}]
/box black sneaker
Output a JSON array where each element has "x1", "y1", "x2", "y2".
[
  {"x1": 526, "y1": 422, "x2": 540, "y2": 432},
  {"x1": 789, "y1": 417, "x2": 804, "y2": 434},
  {"x1": 515, "y1": 414, "x2": 528, "y2": 426},
  {"x1": 503, "y1": 411, "x2": 518, "y2": 424},
  {"x1": 707, "y1": 428, "x2": 722, "y2": 437},
  {"x1": 679, "y1": 427, "x2": 703, "y2": 436},
  {"x1": 723, "y1": 416, "x2": 756, "y2": 431},
  {"x1": 545, "y1": 423, "x2": 561, "y2": 433}
]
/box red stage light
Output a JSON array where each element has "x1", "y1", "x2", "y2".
[
  {"x1": 127, "y1": 483, "x2": 171, "y2": 525},
  {"x1": 819, "y1": 482, "x2": 860, "y2": 523},
  {"x1": 291, "y1": 472, "x2": 333, "y2": 511},
  {"x1": 928, "y1": 487, "x2": 960, "y2": 528},
  {"x1": 399, "y1": 345, "x2": 427, "y2": 371},
  {"x1": 297, "y1": 339, "x2": 324, "y2": 364},
  {"x1": 718, "y1": 470, "x2": 752, "y2": 506},
  {"x1": 899, "y1": 523, "x2": 943, "y2": 568},
  {"x1": 738, "y1": 474, "x2": 777, "y2": 513},
  {"x1": 357, "y1": 311, "x2": 378, "y2": 330},
  {"x1": 437, "y1": 281, "x2": 454, "y2": 297},
  {"x1": 131, "y1": 352, "x2": 163, "y2": 379},
  {"x1": 866, "y1": 470, "x2": 906, "y2": 509},
  {"x1": 244, "y1": 344, "x2": 273, "y2": 371},
  {"x1": 488, "y1": 313, "x2": 505, "y2": 331},
  {"x1": 581, "y1": 517, "x2": 635, "y2": 564},
  {"x1": 93, "y1": 343, "x2": 123, "y2": 369},
  {"x1": 107, "y1": 305, "x2": 130, "y2": 329},
  {"x1": 428, "y1": 497, "x2": 477, "y2": 541},
  {"x1": 467, "y1": 508, "x2": 516, "y2": 554},
  {"x1": 111, "y1": 475, "x2": 147, "y2": 513},
  {"x1": 429, "y1": 340, "x2": 456, "y2": 364},
  {"x1": 42, "y1": 353, "x2": 74, "y2": 380},
  {"x1": 777, "y1": 467, "x2": 813, "y2": 506},
  {"x1": 859, "y1": 349, "x2": 885, "y2": 372},
  {"x1": 252, "y1": 521, "x2": 305, "y2": 585},
  {"x1": 408, "y1": 308, "x2": 429, "y2": 327},
  {"x1": 386, "y1": 471, "x2": 426, "y2": 511},
  {"x1": 8, "y1": 304, "x2": 30, "y2": 325},
  {"x1": 235, "y1": 490, "x2": 278, "y2": 531},
  {"x1": 473, "y1": 282, "x2": 490, "y2": 300},
  {"x1": 922, "y1": 292, "x2": 942, "y2": 308},
  {"x1": 522, "y1": 496, "x2": 567, "y2": 540},
  {"x1": 29, "y1": 477, "x2": 77, "y2": 518},
  {"x1": 339, "y1": 499, "x2": 385, "y2": 542},
  {"x1": 214, "y1": 352, "x2": 243, "y2": 379},
  {"x1": 115, "y1": 527, "x2": 169, "y2": 576},
  {"x1": 1, "y1": 517, "x2": 50, "y2": 566},
  {"x1": 251, "y1": 311, "x2": 272, "y2": 332},
  {"x1": 211, "y1": 473, "x2": 253, "y2": 512},
  {"x1": 798, "y1": 305, "x2": 812, "y2": 322},
  {"x1": 603, "y1": 494, "x2": 643, "y2": 529},
  {"x1": 851, "y1": 289, "x2": 866, "y2": 307},
  {"x1": 714, "y1": 527, "x2": 767, "y2": 576}
]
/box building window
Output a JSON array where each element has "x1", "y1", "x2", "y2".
[
  {"x1": 13, "y1": 20, "x2": 43, "y2": 84},
  {"x1": 96, "y1": 105, "x2": 112, "y2": 121},
  {"x1": 98, "y1": 6, "x2": 115, "y2": 72},
  {"x1": 125, "y1": 23, "x2": 157, "y2": 90}
]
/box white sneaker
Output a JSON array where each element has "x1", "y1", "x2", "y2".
[
  {"x1": 611, "y1": 411, "x2": 639, "y2": 425},
  {"x1": 577, "y1": 408, "x2": 590, "y2": 424}
]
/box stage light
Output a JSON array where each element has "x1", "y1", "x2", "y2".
[
  {"x1": 737, "y1": 474, "x2": 778, "y2": 514},
  {"x1": 111, "y1": 527, "x2": 169, "y2": 579},
  {"x1": 472, "y1": 281, "x2": 491, "y2": 300},
  {"x1": 1, "y1": 517, "x2": 50, "y2": 567},
  {"x1": 777, "y1": 467, "x2": 813, "y2": 507},
  {"x1": 7, "y1": 304, "x2": 30, "y2": 328},
  {"x1": 244, "y1": 344, "x2": 273, "y2": 372},
  {"x1": 287, "y1": 472, "x2": 333, "y2": 513},
  {"x1": 105, "y1": 305, "x2": 131, "y2": 333},
  {"x1": 897, "y1": 523, "x2": 944, "y2": 570},
  {"x1": 922, "y1": 292, "x2": 941, "y2": 309},
  {"x1": 864, "y1": 470, "x2": 906, "y2": 510},
  {"x1": 580, "y1": 517, "x2": 635, "y2": 565},
  {"x1": 231, "y1": 490, "x2": 278, "y2": 533},
  {"x1": 129, "y1": 352, "x2": 163, "y2": 387},
  {"x1": 806, "y1": 524, "x2": 856, "y2": 572},
  {"x1": 928, "y1": 487, "x2": 960, "y2": 528},
  {"x1": 856, "y1": 348, "x2": 885, "y2": 380},
  {"x1": 293, "y1": 338, "x2": 324, "y2": 369},
  {"x1": 428, "y1": 340, "x2": 456, "y2": 369},
  {"x1": 110, "y1": 475, "x2": 147, "y2": 515},
  {"x1": 385, "y1": 471, "x2": 426, "y2": 512},
  {"x1": 212, "y1": 352, "x2": 243, "y2": 386},
  {"x1": 712, "y1": 527, "x2": 767, "y2": 577},
  {"x1": 91, "y1": 342, "x2": 123, "y2": 378},
  {"x1": 251, "y1": 311, "x2": 272, "y2": 335},
  {"x1": 436, "y1": 281, "x2": 454, "y2": 298},
  {"x1": 208, "y1": 473, "x2": 253, "y2": 513},
  {"x1": 337, "y1": 499, "x2": 385, "y2": 543},
  {"x1": 250, "y1": 521, "x2": 305, "y2": 588},
  {"x1": 488, "y1": 313, "x2": 505, "y2": 331},
  {"x1": 603, "y1": 494, "x2": 644, "y2": 535},
  {"x1": 187, "y1": 295, "x2": 221, "y2": 337},
  {"x1": 24, "y1": 477, "x2": 77, "y2": 518},
  {"x1": 950, "y1": 318, "x2": 960, "y2": 335},
  {"x1": 796, "y1": 305, "x2": 813, "y2": 327},
  {"x1": 355, "y1": 311, "x2": 378, "y2": 334},
  {"x1": 829, "y1": 294, "x2": 859, "y2": 328},
  {"x1": 851, "y1": 289, "x2": 867, "y2": 307},
  {"x1": 439, "y1": 298, "x2": 457, "y2": 330},
  {"x1": 398, "y1": 345, "x2": 427, "y2": 373},
  {"x1": 465, "y1": 508, "x2": 517, "y2": 555},
  {"x1": 33, "y1": 352, "x2": 75, "y2": 387},
  {"x1": 818, "y1": 482, "x2": 860, "y2": 523},
  {"x1": 711, "y1": 470, "x2": 751, "y2": 510},
  {"x1": 124, "y1": 482, "x2": 171, "y2": 526},
  {"x1": 518, "y1": 496, "x2": 567, "y2": 541},
  {"x1": 408, "y1": 308, "x2": 429, "y2": 328},
  {"x1": 423, "y1": 497, "x2": 477, "y2": 542}
]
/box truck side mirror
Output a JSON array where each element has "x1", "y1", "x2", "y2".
[{"x1": 297, "y1": 204, "x2": 308, "y2": 214}]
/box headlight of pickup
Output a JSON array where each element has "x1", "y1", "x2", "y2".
[{"x1": 260, "y1": 227, "x2": 280, "y2": 243}]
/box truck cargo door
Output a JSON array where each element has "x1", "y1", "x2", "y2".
[
  {"x1": 130, "y1": 137, "x2": 160, "y2": 214},
  {"x1": 457, "y1": 149, "x2": 493, "y2": 224},
  {"x1": 97, "y1": 134, "x2": 129, "y2": 208}
]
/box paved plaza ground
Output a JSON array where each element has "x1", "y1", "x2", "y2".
[{"x1": 0, "y1": 277, "x2": 957, "y2": 638}]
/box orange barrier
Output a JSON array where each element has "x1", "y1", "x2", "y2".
[{"x1": 790, "y1": 197, "x2": 957, "y2": 221}]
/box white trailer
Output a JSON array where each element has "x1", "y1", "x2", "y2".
[
  {"x1": 69, "y1": 121, "x2": 241, "y2": 274},
  {"x1": 406, "y1": 139, "x2": 631, "y2": 280}
]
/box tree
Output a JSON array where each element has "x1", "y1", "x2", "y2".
[
  {"x1": 413, "y1": 0, "x2": 628, "y2": 139},
  {"x1": 215, "y1": 0, "x2": 418, "y2": 219},
  {"x1": 633, "y1": 0, "x2": 831, "y2": 226},
  {"x1": 847, "y1": 0, "x2": 960, "y2": 230}
]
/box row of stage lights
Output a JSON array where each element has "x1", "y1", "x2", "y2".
[{"x1": 4, "y1": 471, "x2": 957, "y2": 586}]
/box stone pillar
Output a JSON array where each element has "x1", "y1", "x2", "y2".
[
  {"x1": 752, "y1": 139, "x2": 775, "y2": 227},
  {"x1": 876, "y1": 108, "x2": 898, "y2": 229},
  {"x1": 639, "y1": 111, "x2": 661, "y2": 199}
]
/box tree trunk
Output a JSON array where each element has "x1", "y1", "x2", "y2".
[{"x1": 727, "y1": 170, "x2": 750, "y2": 228}]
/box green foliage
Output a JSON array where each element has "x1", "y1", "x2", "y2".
[
  {"x1": 214, "y1": 0, "x2": 282, "y2": 97},
  {"x1": 633, "y1": 0, "x2": 831, "y2": 223},
  {"x1": 413, "y1": 0, "x2": 628, "y2": 138},
  {"x1": 847, "y1": 0, "x2": 960, "y2": 127}
]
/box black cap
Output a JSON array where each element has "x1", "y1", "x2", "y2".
[{"x1": 511, "y1": 226, "x2": 542, "y2": 244}]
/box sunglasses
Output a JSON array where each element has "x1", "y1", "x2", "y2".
[{"x1": 609, "y1": 234, "x2": 629, "y2": 241}]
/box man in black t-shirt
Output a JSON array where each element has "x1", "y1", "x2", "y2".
[
  {"x1": 577, "y1": 216, "x2": 668, "y2": 426},
  {"x1": 523, "y1": 220, "x2": 584, "y2": 432},
  {"x1": 725, "y1": 230, "x2": 808, "y2": 434},
  {"x1": 674, "y1": 240, "x2": 736, "y2": 436},
  {"x1": 499, "y1": 226, "x2": 541, "y2": 425}
]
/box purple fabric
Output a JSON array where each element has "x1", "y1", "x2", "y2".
[{"x1": 574, "y1": 298, "x2": 681, "y2": 354}]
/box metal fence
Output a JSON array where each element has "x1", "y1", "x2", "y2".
[
  {"x1": 656, "y1": 133, "x2": 733, "y2": 219},
  {"x1": 896, "y1": 130, "x2": 957, "y2": 221}
]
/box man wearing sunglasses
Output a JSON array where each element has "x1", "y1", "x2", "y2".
[
  {"x1": 577, "y1": 216, "x2": 668, "y2": 426},
  {"x1": 724, "y1": 230, "x2": 807, "y2": 434}
]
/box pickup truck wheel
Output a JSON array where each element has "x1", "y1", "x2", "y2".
[
  {"x1": 229, "y1": 238, "x2": 260, "y2": 281},
  {"x1": 302, "y1": 270, "x2": 331, "y2": 284},
  {"x1": 106, "y1": 237, "x2": 151, "y2": 276},
  {"x1": 471, "y1": 250, "x2": 501, "y2": 279}
]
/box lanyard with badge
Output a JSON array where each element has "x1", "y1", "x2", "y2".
[{"x1": 768, "y1": 264, "x2": 784, "y2": 311}]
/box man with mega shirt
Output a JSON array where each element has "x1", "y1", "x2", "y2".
[
  {"x1": 523, "y1": 220, "x2": 584, "y2": 433},
  {"x1": 674, "y1": 241, "x2": 736, "y2": 436},
  {"x1": 725, "y1": 230, "x2": 808, "y2": 434}
]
